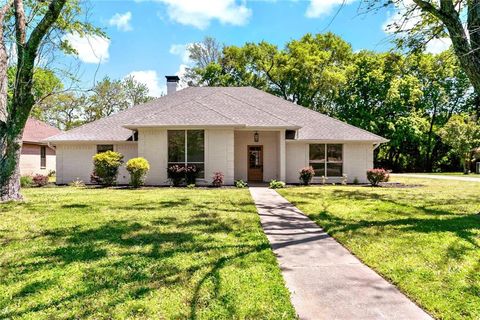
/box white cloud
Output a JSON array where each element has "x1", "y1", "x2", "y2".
[
  {"x1": 64, "y1": 33, "x2": 110, "y2": 64},
  {"x1": 305, "y1": 0, "x2": 356, "y2": 18},
  {"x1": 382, "y1": 0, "x2": 417, "y2": 34},
  {"x1": 127, "y1": 70, "x2": 165, "y2": 97},
  {"x1": 425, "y1": 37, "x2": 452, "y2": 54},
  {"x1": 109, "y1": 12, "x2": 133, "y2": 31},
  {"x1": 169, "y1": 43, "x2": 193, "y2": 64},
  {"x1": 175, "y1": 64, "x2": 190, "y2": 89},
  {"x1": 157, "y1": 0, "x2": 251, "y2": 29},
  {"x1": 383, "y1": 0, "x2": 451, "y2": 54}
]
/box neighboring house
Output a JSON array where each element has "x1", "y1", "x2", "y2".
[
  {"x1": 21, "y1": 118, "x2": 61, "y2": 176},
  {"x1": 46, "y1": 76, "x2": 388, "y2": 185}
]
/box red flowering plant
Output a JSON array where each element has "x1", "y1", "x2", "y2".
[
  {"x1": 168, "y1": 165, "x2": 186, "y2": 187},
  {"x1": 185, "y1": 165, "x2": 198, "y2": 185},
  {"x1": 299, "y1": 166, "x2": 315, "y2": 185},
  {"x1": 212, "y1": 172, "x2": 224, "y2": 187},
  {"x1": 32, "y1": 174, "x2": 49, "y2": 187},
  {"x1": 366, "y1": 168, "x2": 390, "y2": 186}
]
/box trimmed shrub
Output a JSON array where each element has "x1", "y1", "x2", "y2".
[
  {"x1": 299, "y1": 166, "x2": 315, "y2": 185},
  {"x1": 269, "y1": 179, "x2": 285, "y2": 189},
  {"x1": 168, "y1": 165, "x2": 185, "y2": 187},
  {"x1": 32, "y1": 174, "x2": 49, "y2": 187},
  {"x1": 126, "y1": 157, "x2": 150, "y2": 188},
  {"x1": 20, "y1": 175, "x2": 33, "y2": 188},
  {"x1": 353, "y1": 177, "x2": 359, "y2": 185},
  {"x1": 185, "y1": 165, "x2": 199, "y2": 185},
  {"x1": 92, "y1": 151, "x2": 123, "y2": 186},
  {"x1": 367, "y1": 168, "x2": 390, "y2": 186},
  {"x1": 234, "y1": 179, "x2": 248, "y2": 188},
  {"x1": 212, "y1": 172, "x2": 224, "y2": 187}
]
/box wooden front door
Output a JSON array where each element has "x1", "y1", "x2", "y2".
[{"x1": 248, "y1": 145, "x2": 263, "y2": 182}]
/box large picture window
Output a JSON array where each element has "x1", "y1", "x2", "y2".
[
  {"x1": 309, "y1": 144, "x2": 343, "y2": 177},
  {"x1": 168, "y1": 130, "x2": 205, "y2": 178}
]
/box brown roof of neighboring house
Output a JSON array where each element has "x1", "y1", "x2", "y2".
[
  {"x1": 46, "y1": 87, "x2": 388, "y2": 143},
  {"x1": 23, "y1": 118, "x2": 62, "y2": 144}
]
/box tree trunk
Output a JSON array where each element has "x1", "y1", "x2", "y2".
[
  {"x1": 0, "y1": 0, "x2": 67, "y2": 202},
  {"x1": 0, "y1": 129, "x2": 23, "y2": 201}
]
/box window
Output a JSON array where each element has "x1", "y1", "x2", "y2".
[
  {"x1": 40, "y1": 146, "x2": 46, "y2": 168},
  {"x1": 97, "y1": 144, "x2": 114, "y2": 153},
  {"x1": 309, "y1": 144, "x2": 343, "y2": 177},
  {"x1": 168, "y1": 130, "x2": 205, "y2": 178}
]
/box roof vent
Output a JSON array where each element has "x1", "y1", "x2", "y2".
[{"x1": 166, "y1": 75, "x2": 180, "y2": 95}]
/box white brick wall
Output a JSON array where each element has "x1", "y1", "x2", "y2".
[{"x1": 285, "y1": 142, "x2": 373, "y2": 184}]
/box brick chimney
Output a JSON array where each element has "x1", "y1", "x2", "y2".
[{"x1": 166, "y1": 75, "x2": 180, "y2": 95}]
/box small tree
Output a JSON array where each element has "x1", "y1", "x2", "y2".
[
  {"x1": 126, "y1": 157, "x2": 150, "y2": 188},
  {"x1": 439, "y1": 115, "x2": 480, "y2": 174},
  {"x1": 92, "y1": 151, "x2": 123, "y2": 186}
]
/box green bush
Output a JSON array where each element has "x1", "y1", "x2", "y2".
[
  {"x1": 126, "y1": 157, "x2": 150, "y2": 188},
  {"x1": 234, "y1": 179, "x2": 248, "y2": 188},
  {"x1": 20, "y1": 175, "x2": 33, "y2": 188},
  {"x1": 91, "y1": 151, "x2": 123, "y2": 186},
  {"x1": 269, "y1": 179, "x2": 285, "y2": 189}
]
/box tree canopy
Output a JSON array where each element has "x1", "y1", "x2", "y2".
[{"x1": 186, "y1": 34, "x2": 478, "y2": 173}]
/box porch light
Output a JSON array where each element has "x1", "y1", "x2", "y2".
[{"x1": 254, "y1": 131, "x2": 259, "y2": 142}]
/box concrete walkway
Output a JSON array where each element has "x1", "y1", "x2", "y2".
[
  {"x1": 392, "y1": 173, "x2": 480, "y2": 182},
  {"x1": 249, "y1": 187, "x2": 432, "y2": 320}
]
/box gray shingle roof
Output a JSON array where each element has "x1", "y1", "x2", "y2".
[{"x1": 46, "y1": 87, "x2": 387, "y2": 143}]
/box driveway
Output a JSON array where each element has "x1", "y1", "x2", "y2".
[
  {"x1": 392, "y1": 173, "x2": 480, "y2": 182},
  {"x1": 249, "y1": 187, "x2": 432, "y2": 320}
]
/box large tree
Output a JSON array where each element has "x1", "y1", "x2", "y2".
[
  {"x1": 439, "y1": 114, "x2": 480, "y2": 173},
  {"x1": 368, "y1": 0, "x2": 480, "y2": 116},
  {"x1": 0, "y1": 0, "x2": 101, "y2": 201}
]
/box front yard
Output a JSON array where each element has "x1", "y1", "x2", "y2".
[
  {"x1": 278, "y1": 177, "x2": 480, "y2": 320},
  {"x1": 0, "y1": 188, "x2": 295, "y2": 319}
]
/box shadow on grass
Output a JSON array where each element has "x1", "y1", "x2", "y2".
[
  {"x1": 1, "y1": 209, "x2": 271, "y2": 319},
  {"x1": 293, "y1": 188, "x2": 480, "y2": 249}
]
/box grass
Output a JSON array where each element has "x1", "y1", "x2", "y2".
[
  {"x1": 278, "y1": 177, "x2": 480, "y2": 320},
  {"x1": 407, "y1": 172, "x2": 478, "y2": 176},
  {"x1": 0, "y1": 187, "x2": 296, "y2": 320}
]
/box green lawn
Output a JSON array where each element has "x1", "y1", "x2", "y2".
[
  {"x1": 278, "y1": 177, "x2": 480, "y2": 320},
  {"x1": 0, "y1": 187, "x2": 296, "y2": 320},
  {"x1": 408, "y1": 172, "x2": 478, "y2": 176}
]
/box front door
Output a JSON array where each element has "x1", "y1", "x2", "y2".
[{"x1": 248, "y1": 145, "x2": 263, "y2": 182}]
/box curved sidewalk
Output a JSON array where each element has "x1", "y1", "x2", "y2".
[{"x1": 249, "y1": 187, "x2": 432, "y2": 320}]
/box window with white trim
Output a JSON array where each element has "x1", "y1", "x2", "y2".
[
  {"x1": 168, "y1": 130, "x2": 205, "y2": 178},
  {"x1": 309, "y1": 144, "x2": 343, "y2": 177}
]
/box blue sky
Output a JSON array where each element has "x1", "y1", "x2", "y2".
[{"x1": 65, "y1": 0, "x2": 449, "y2": 96}]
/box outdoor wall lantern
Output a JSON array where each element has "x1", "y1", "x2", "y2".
[{"x1": 254, "y1": 131, "x2": 259, "y2": 142}]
